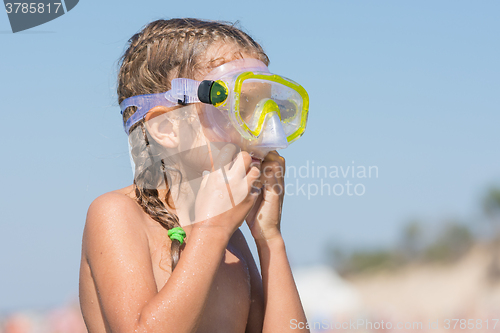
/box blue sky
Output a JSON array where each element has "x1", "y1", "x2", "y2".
[{"x1": 0, "y1": 0, "x2": 499, "y2": 312}]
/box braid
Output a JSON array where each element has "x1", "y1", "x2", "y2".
[{"x1": 118, "y1": 18, "x2": 269, "y2": 272}]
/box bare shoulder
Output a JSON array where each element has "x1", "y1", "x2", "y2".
[
  {"x1": 228, "y1": 228, "x2": 261, "y2": 282},
  {"x1": 80, "y1": 189, "x2": 161, "y2": 332},
  {"x1": 86, "y1": 188, "x2": 141, "y2": 219},
  {"x1": 82, "y1": 189, "x2": 149, "y2": 260},
  {"x1": 229, "y1": 228, "x2": 254, "y2": 260}
]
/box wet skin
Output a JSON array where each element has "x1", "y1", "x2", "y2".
[{"x1": 79, "y1": 184, "x2": 265, "y2": 333}]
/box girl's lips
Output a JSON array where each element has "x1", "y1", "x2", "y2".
[{"x1": 250, "y1": 157, "x2": 262, "y2": 168}]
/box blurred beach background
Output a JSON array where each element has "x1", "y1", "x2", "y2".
[{"x1": 1, "y1": 0, "x2": 499, "y2": 332}]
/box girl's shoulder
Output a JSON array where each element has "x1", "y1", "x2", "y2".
[
  {"x1": 80, "y1": 187, "x2": 166, "y2": 332},
  {"x1": 83, "y1": 186, "x2": 152, "y2": 257},
  {"x1": 87, "y1": 185, "x2": 144, "y2": 224}
]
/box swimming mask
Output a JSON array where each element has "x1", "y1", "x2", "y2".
[{"x1": 120, "y1": 58, "x2": 309, "y2": 159}]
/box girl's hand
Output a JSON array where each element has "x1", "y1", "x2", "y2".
[
  {"x1": 246, "y1": 151, "x2": 285, "y2": 242},
  {"x1": 194, "y1": 144, "x2": 261, "y2": 237}
]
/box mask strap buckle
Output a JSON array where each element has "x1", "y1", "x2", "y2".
[{"x1": 178, "y1": 95, "x2": 188, "y2": 106}]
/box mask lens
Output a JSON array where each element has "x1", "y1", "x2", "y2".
[
  {"x1": 238, "y1": 78, "x2": 304, "y2": 139},
  {"x1": 239, "y1": 80, "x2": 272, "y2": 123},
  {"x1": 275, "y1": 98, "x2": 299, "y2": 121}
]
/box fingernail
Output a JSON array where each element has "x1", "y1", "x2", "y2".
[{"x1": 250, "y1": 186, "x2": 261, "y2": 195}]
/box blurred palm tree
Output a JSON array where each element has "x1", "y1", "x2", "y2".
[
  {"x1": 483, "y1": 187, "x2": 500, "y2": 225},
  {"x1": 483, "y1": 186, "x2": 500, "y2": 282},
  {"x1": 423, "y1": 222, "x2": 473, "y2": 263},
  {"x1": 400, "y1": 220, "x2": 423, "y2": 260}
]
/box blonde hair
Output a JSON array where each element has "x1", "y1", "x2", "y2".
[{"x1": 117, "y1": 18, "x2": 269, "y2": 270}]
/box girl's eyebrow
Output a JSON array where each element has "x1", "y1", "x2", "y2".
[
  {"x1": 207, "y1": 56, "x2": 227, "y2": 69},
  {"x1": 206, "y1": 50, "x2": 250, "y2": 71}
]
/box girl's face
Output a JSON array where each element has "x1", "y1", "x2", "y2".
[
  {"x1": 183, "y1": 46, "x2": 263, "y2": 172},
  {"x1": 146, "y1": 44, "x2": 264, "y2": 175},
  {"x1": 194, "y1": 54, "x2": 284, "y2": 162}
]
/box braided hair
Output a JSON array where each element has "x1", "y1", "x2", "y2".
[{"x1": 117, "y1": 18, "x2": 269, "y2": 271}]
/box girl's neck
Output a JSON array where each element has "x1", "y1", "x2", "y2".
[{"x1": 158, "y1": 170, "x2": 201, "y2": 227}]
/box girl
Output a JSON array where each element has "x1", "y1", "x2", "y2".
[{"x1": 79, "y1": 18, "x2": 310, "y2": 333}]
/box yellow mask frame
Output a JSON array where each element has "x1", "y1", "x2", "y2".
[{"x1": 221, "y1": 71, "x2": 310, "y2": 143}]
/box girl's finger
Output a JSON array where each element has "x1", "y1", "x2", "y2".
[
  {"x1": 213, "y1": 143, "x2": 238, "y2": 171},
  {"x1": 261, "y1": 162, "x2": 282, "y2": 196},
  {"x1": 199, "y1": 170, "x2": 211, "y2": 190},
  {"x1": 263, "y1": 151, "x2": 285, "y2": 178},
  {"x1": 246, "y1": 165, "x2": 261, "y2": 189},
  {"x1": 227, "y1": 151, "x2": 253, "y2": 178}
]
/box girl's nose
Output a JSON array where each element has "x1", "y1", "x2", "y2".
[{"x1": 258, "y1": 112, "x2": 289, "y2": 150}]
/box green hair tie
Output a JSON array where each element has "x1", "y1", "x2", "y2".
[{"x1": 168, "y1": 227, "x2": 186, "y2": 245}]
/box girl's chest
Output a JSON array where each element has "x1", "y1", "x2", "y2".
[{"x1": 150, "y1": 240, "x2": 252, "y2": 332}]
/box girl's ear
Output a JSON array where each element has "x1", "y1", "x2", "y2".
[{"x1": 144, "y1": 106, "x2": 179, "y2": 148}]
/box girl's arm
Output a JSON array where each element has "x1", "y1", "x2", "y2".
[
  {"x1": 83, "y1": 192, "x2": 231, "y2": 333},
  {"x1": 257, "y1": 235, "x2": 308, "y2": 332},
  {"x1": 246, "y1": 152, "x2": 310, "y2": 333},
  {"x1": 82, "y1": 149, "x2": 260, "y2": 333}
]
